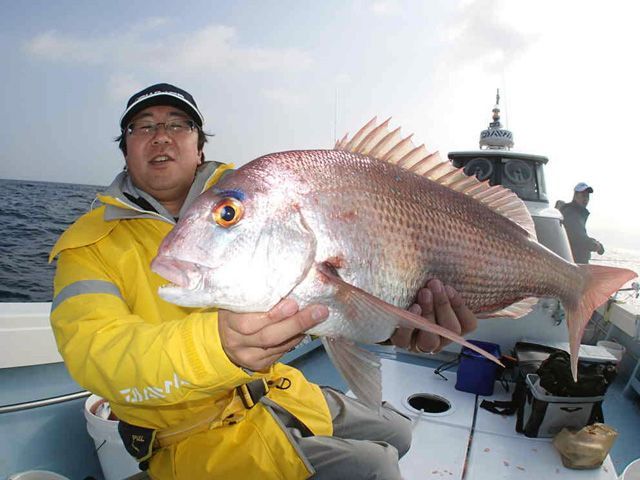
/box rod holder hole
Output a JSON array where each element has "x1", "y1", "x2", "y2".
[{"x1": 407, "y1": 393, "x2": 451, "y2": 414}]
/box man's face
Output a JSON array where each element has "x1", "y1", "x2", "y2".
[
  {"x1": 574, "y1": 190, "x2": 590, "y2": 207},
  {"x1": 124, "y1": 105, "x2": 202, "y2": 205}
]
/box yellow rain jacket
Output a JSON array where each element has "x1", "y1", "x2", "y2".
[{"x1": 49, "y1": 162, "x2": 332, "y2": 479}]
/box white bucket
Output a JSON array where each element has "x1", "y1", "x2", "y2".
[
  {"x1": 8, "y1": 471, "x2": 69, "y2": 480},
  {"x1": 84, "y1": 394, "x2": 140, "y2": 480},
  {"x1": 597, "y1": 340, "x2": 626, "y2": 364},
  {"x1": 621, "y1": 458, "x2": 640, "y2": 480}
]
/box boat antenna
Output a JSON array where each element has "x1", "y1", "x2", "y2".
[
  {"x1": 479, "y1": 88, "x2": 514, "y2": 150},
  {"x1": 333, "y1": 86, "x2": 338, "y2": 144}
]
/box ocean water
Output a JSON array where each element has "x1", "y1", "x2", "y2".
[
  {"x1": 0, "y1": 179, "x2": 103, "y2": 302},
  {"x1": 1, "y1": 178, "x2": 639, "y2": 303},
  {"x1": 592, "y1": 250, "x2": 640, "y2": 305}
]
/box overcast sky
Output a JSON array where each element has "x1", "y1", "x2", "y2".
[{"x1": 1, "y1": 0, "x2": 639, "y2": 248}]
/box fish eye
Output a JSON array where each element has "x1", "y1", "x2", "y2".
[{"x1": 212, "y1": 198, "x2": 244, "y2": 228}]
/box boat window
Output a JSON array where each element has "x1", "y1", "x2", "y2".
[
  {"x1": 535, "y1": 163, "x2": 548, "y2": 202},
  {"x1": 463, "y1": 157, "x2": 494, "y2": 181},
  {"x1": 501, "y1": 159, "x2": 538, "y2": 201},
  {"x1": 451, "y1": 155, "x2": 549, "y2": 203}
]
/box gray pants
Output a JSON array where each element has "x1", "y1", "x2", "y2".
[{"x1": 269, "y1": 387, "x2": 412, "y2": 480}]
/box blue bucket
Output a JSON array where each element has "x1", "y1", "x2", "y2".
[{"x1": 455, "y1": 340, "x2": 501, "y2": 396}]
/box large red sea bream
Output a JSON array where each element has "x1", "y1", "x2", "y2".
[{"x1": 151, "y1": 118, "x2": 636, "y2": 407}]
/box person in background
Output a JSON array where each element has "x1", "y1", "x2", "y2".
[
  {"x1": 49, "y1": 83, "x2": 478, "y2": 479},
  {"x1": 559, "y1": 182, "x2": 605, "y2": 264}
]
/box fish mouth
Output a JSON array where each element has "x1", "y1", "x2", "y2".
[{"x1": 151, "y1": 256, "x2": 204, "y2": 290}]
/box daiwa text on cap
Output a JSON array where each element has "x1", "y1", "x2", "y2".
[{"x1": 120, "y1": 83, "x2": 204, "y2": 130}]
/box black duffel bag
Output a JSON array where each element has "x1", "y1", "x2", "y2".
[{"x1": 537, "y1": 350, "x2": 616, "y2": 397}]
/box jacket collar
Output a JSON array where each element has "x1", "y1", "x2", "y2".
[{"x1": 97, "y1": 161, "x2": 232, "y2": 223}]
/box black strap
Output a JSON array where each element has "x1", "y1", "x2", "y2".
[
  {"x1": 123, "y1": 192, "x2": 159, "y2": 214},
  {"x1": 117, "y1": 421, "x2": 157, "y2": 470},
  {"x1": 479, "y1": 374, "x2": 527, "y2": 418}
]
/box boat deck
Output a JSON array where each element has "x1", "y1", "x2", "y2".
[{"x1": 292, "y1": 345, "x2": 640, "y2": 478}]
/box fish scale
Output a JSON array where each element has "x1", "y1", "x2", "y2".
[
  {"x1": 152, "y1": 120, "x2": 636, "y2": 406},
  {"x1": 288, "y1": 152, "x2": 551, "y2": 314},
  {"x1": 249, "y1": 150, "x2": 607, "y2": 333}
]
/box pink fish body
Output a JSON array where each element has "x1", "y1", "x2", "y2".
[{"x1": 152, "y1": 118, "x2": 636, "y2": 407}]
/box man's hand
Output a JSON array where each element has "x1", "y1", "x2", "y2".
[
  {"x1": 389, "y1": 279, "x2": 478, "y2": 354},
  {"x1": 218, "y1": 300, "x2": 329, "y2": 371}
]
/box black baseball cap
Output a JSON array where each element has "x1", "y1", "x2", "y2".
[{"x1": 119, "y1": 83, "x2": 205, "y2": 130}]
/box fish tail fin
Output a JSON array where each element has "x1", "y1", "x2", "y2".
[{"x1": 564, "y1": 264, "x2": 636, "y2": 381}]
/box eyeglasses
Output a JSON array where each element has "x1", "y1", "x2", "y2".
[{"x1": 126, "y1": 119, "x2": 198, "y2": 137}]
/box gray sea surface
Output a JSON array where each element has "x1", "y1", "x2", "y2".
[
  {"x1": 592, "y1": 248, "x2": 640, "y2": 305},
  {"x1": 0, "y1": 178, "x2": 103, "y2": 302}
]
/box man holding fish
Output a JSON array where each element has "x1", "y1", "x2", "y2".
[{"x1": 49, "y1": 83, "x2": 479, "y2": 479}]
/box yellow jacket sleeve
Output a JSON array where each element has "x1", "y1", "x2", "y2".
[{"x1": 51, "y1": 234, "x2": 252, "y2": 410}]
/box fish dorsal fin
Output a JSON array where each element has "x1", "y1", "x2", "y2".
[{"x1": 335, "y1": 117, "x2": 537, "y2": 239}]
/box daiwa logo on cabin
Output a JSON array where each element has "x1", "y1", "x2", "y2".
[{"x1": 480, "y1": 130, "x2": 513, "y2": 140}]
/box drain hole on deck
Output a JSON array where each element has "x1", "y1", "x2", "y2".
[{"x1": 407, "y1": 393, "x2": 451, "y2": 414}]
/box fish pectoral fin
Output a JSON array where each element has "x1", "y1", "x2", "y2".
[
  {"x1": 317, "y1": 263, "x2": 503, "y2": 367},
  {"x1": 477, "y1": 297, "x2": 539, "y2": 319},
  {"x1": 391, "y1": 305, "x2": 503, "y2": 367},
  {"x1": 321, "y1": 337, "x2": 382, "y2": 409}
]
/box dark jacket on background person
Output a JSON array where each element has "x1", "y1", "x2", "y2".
[{"x1": 560, "y1": 201, "x2": 599, "y2": 264}]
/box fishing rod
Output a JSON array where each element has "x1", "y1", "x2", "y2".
[{"x1": 613, "y1": 281, "x2": 639, "y2": 300}]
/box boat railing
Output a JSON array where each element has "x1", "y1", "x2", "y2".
[{"x1": 0, "y1": 390, "x2": 90, "y2": 414}]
